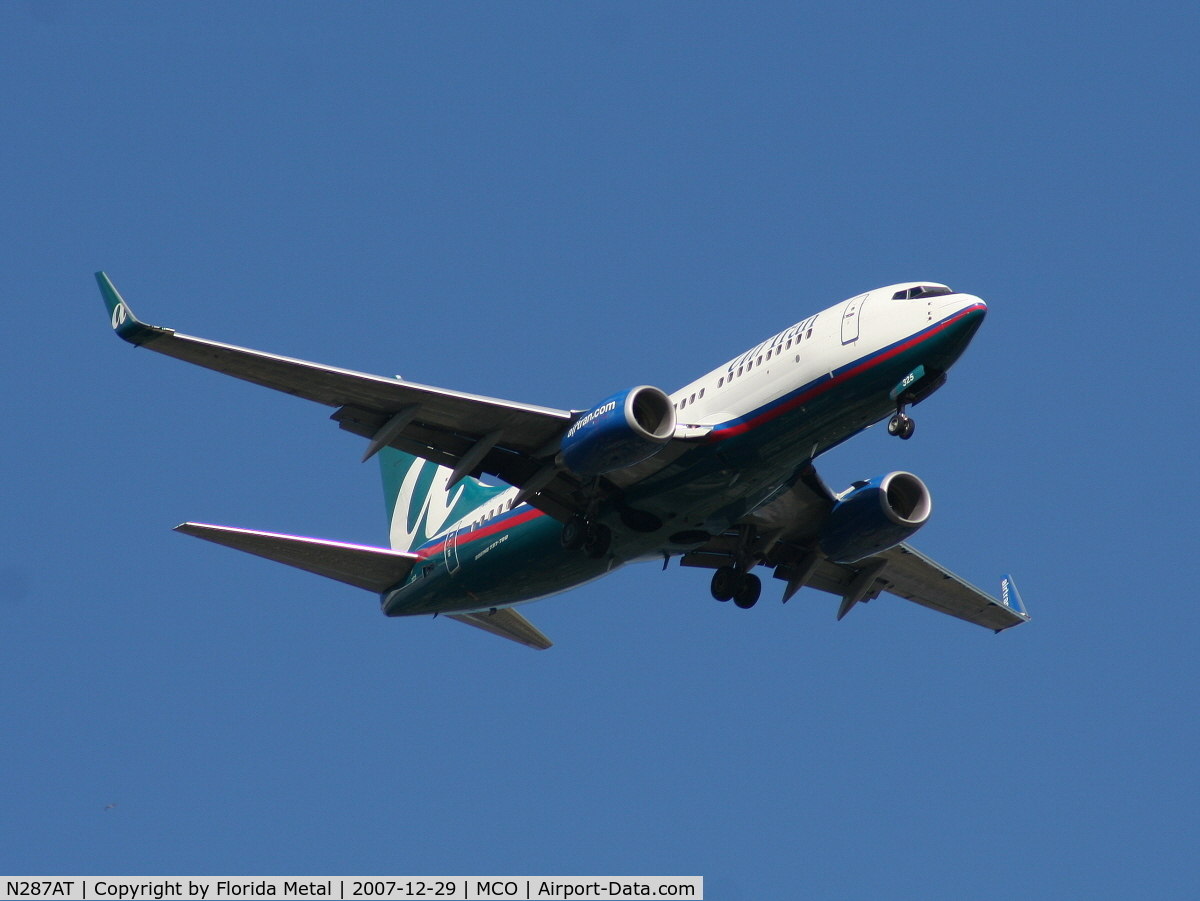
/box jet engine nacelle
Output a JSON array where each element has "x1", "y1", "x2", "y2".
[
  {"x1": 558, "y1": 385, "x2": 677, "y2": 476},
  {"x1": 819, "y1": 471, "x2": 932, "y2": 563}
]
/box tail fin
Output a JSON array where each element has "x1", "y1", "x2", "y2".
[{"x1": 379, "y1": 447, "x2": 505, "y2": 552}]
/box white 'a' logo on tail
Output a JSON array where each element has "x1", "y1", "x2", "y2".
[{"x1": 389, "y1": 459, "x2": 467, "y2": 551}]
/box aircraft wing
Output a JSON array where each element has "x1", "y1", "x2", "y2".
[
  {"x1": 682, "y1": 466, "x2": 1029, "y2": 632},
  {"x1": 868, "y1": 543, "x2": 1029, "y2": 631},
  {"x1": 98, "y1": 273, "x2": 590, "y2": 520},
  {"x1": 762, "y1": 542, "x2": 1029, "y2": 631}
]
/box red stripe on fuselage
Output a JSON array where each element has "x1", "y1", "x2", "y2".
[
  {"x1": 415, "y1": 505, "x2": 544, "y2": 559},
  {"x1": 407, "y1": 304, "x2": 982, "y2": 560},
  {"x1": 706, "y1": 304, "x2": 984, "y2": 441}
]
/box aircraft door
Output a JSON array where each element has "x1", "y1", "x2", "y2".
[
  {"x1": 444, "y1": 528, "x2": 463, "y2": 574},
  {"x1": 841, "y1": 293, "x2": 870, "y2": 344}
]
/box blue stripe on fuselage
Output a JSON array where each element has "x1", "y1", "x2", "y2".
[
  {"x1": 409, "y1": 303, "x2": 984, "y2": 564},
  {"x1": 705, "y1": 303, "x2": 985, "y2": 441}
]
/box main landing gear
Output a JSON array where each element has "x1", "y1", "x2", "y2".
[
  {"x1": 887, "y1": 409, "x2": 915, "y2": 440},
  {"x1": 711, "y1": 566, "x2": 762, "y2": 609},
  {"x1": 561, "y1": 515, "x2": 612, "y2": 559}
]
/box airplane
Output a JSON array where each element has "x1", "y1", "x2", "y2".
[{"x1": 97, "y1": 272, "x2": 1029, "y2": 649}]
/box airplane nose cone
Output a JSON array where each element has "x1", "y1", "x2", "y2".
[
  {"x1": 944, "y1": 293, "x2": 987, "y2": 317},
  {"x1": 922, "y1": 294, "x2": 988, "y2": 372},
  {"x1": 942, "y1": 294, "x2": 988, "y2": 336}
]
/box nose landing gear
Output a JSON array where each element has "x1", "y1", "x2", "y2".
[
  {"x1": 886, "y1": 366, "x2": 945, "y2": 440},
  {"x1": 887, "y1": 410, "x2": 915, "y2": 440}
]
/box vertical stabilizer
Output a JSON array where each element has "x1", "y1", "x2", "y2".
[{"x1": 379, "y1": 447, "x2": 504, "y2": 552}]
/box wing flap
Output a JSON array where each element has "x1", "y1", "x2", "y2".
[
  {"x1": 175, "y1": 522, "x2": 420, "y2": 593},
  {"x1": 446, "y1": 608, "x2": 553, "y2": 650},
  {"x1": 332, "y1": 405, "x2": 584, "y2": 522}
]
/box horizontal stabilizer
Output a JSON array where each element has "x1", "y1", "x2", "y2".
[
  {"x1": 447, "y1": 608, "x2": 553, "y2": 650},
  {"x1": 175, "y1": 522, "x2": 420, "y2": 593}
]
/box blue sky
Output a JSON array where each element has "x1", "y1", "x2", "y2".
[{"x1": 2, "y1": 2, "x2": 1198, "y2": 897}]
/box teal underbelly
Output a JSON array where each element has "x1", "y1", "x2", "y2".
[
  {"x1": 383, "y1": 314, "x2": 979, "y2": 616},
  {"x1": 382, "y1": 513, "x2": 614, "y2": 616}
]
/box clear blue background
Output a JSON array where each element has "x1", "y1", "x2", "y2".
[{"x1": 2, "y1": 2, "x2": 1197, "y2": 897}]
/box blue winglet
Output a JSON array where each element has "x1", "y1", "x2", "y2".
[
  {"x1": 1000, "y1": 574, "x2": 1027, "y2": 616},
  {"x1": 95, "y1": 271, "x2": 169, "y2": 345}
]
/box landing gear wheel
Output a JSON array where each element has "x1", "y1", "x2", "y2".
[
  {"x1": 711, "y1": 566, "x2": 738, "y2": 602},
  {"x1": 583, "y1": 523, "x2": 612, "y2": 559},
  {"x1": 733, "y1": 573, "x2": 762, "y2": 609},
  {"x1": 560, "y1": 516, "x2": 587, "y2": 551},
  {"x1": 888, "y1": 412, "x2": 915, "y2": 439}
]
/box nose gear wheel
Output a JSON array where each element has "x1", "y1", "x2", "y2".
[{"x1": 887, "y1": 411, "x2": 915, "y2": 440}]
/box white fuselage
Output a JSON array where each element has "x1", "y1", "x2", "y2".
[
  {"x1": 668, "y1": 282, "x2": 984, "y2": 432},
  {"x1": 437, "y1": 283, "x2": 984, "y2": 540}
]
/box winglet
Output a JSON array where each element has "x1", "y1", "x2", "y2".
[
  {"x1": 1000, "y1": 574, "x2": 1028, "y2": 616},
  {"x1": 95, "y1": 271, "x2": 171, "y2": 345}
]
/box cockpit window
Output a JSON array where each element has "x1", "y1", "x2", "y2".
[{"x1": 892, "y1": 285, "x2": 954, "y2": 299}]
